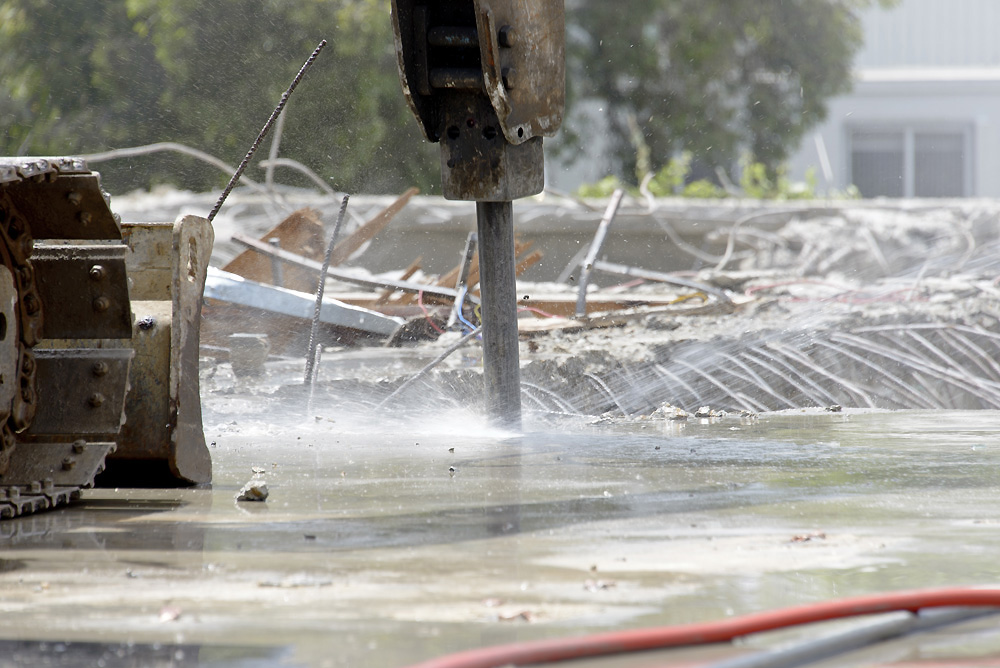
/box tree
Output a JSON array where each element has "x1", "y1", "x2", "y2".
[
  {"x1": 0, "y1": 0, "x2": 437, "y2": 194},
  {"x1": 0, "y1": 1, "x2": 167, "y2": 158},
  {"x1": 1, "y1": 0, "x2": 894, "y2": 194},
  {"x1": 564, "y1": 0, "x2": 897, "y2": 185}
]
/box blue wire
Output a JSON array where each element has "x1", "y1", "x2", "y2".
[{"x1": 454, "y1": 286, "x2": 480, "y2": 335}]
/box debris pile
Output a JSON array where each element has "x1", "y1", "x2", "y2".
[{"x1": 117, "y1": 187, "x2": 999, "y2": 417}]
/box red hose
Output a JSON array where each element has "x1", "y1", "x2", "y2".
[{"x1": 404, "y1": 587, "x2": 1000, "y2": 668}]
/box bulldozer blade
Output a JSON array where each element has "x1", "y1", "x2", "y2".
[{"x1": 113, "y1": 215, "x2": 214, "y2": 485}]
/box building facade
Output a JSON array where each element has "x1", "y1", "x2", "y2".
[{"x1": 787, "y1": 0, "x2": 1000, "y2": 198}]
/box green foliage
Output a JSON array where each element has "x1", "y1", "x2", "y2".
[
  {"x1": 0, "y1": 0, "x2": 897, "y2": 194},
  {"x1": 644, "y1": 151, "x2": 726, "y2": 198},
  {"x1": 681, "y1": 179, "x2": 728, "y2": 199},
  {"x1": 578, "y1": 153, "x2": 830, "y2": 200},
  {"x1": 0, "y1": 0, "x2": 437, "y2": 194},
  {"x1": 577, "y1": 175, "x2": 626, "y2": 199},
  {"x1": 738, "y1": 160, "x2": 817, "y2": 200}
]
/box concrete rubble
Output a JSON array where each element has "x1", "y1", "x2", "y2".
[
  {"x1": 118, "y1": 187, "x2": 999, "y2": 416},
  {"x1": 3, "y1": 187, "x2": 999, "y2": 668}
]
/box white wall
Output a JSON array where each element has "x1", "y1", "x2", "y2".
[
  {"x1": 787, "y1": 0, "x2": 1000, "y2": 197},
  {"x1": 857, "y1": 0, "x2": 1000, "y2": 68},
  {"x1": 788, "y1": 75, "x2": 1000, "y2": 197}
]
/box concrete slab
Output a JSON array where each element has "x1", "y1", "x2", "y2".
[{"x1": 2, "y1": 385, "x2": 1000, "y2": 667}]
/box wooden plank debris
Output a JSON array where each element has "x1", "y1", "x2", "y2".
[
  {"x1": 375, "y1": 256, "x2": 422, "y2": 306},
  {"x1": 205, "y1": 187, "x2": 741, "y2": 351},
  {"x1": 327, "y1": 187, "x2": 418, "y2": 266},
  {"x1": 223, "y1": 208, "x2": 325, "y2": 292}
]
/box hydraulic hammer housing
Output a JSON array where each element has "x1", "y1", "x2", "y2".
[{"x1": 391, "y1": 0, "x2": 565, "y2": 201}]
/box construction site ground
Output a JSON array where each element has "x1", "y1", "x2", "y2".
[
  {"x1": 2, "y1": 190, "x2": 1000, "y2": 666},
  {"x1": 1, "y1": 389, "x2": 999, "y2": 666}
]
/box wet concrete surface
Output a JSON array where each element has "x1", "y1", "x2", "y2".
[{"x1": 2, "y1": 382, "x2": 1000, "y2": 666}]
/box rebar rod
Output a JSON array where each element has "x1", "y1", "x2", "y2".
[
  {"x1": 82, "y1": 142, "x2": 267, "y2": 194},
  {"x1": 576, "y1": 189, "x2": 625, "y2": 318},
  {"x1": 591, "y1": 260, "x2": 732, "y2": 304},
  {"x1": 376, "y1": 326, "x2": 483, "y2": 411},
  {"x1": 208, "y1": 39, "x2": 327, "y2": 222},
  {"x1": 258, "y1": 157, "x2": 337, "y2": 195},
  {"x1": 264, "y1": 106, "x2": 287, "y2": 191},
  {"x1": 448, "y1": 232, "x2": 478, "y2": 329},
  {"x1": 232, "y1": 233, "x2": 471, "y2": 301},
  {"x1": 304, "y1": 195, "x2": 349, "y2": 386},
  {"x1": 714, "y1": 210, "x2": 802, "y2": 272}
]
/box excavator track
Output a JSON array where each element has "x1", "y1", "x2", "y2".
[{"x1": 0, "y1": 157, "x2": 134, "y2": 518}]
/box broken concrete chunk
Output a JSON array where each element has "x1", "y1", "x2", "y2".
[
  {"x1": 229, "y1": 333, "x2": 271, "y2": 378},
  {"x1": 649, "y1": 403, "x2": 689, "y2": 420},
  {"x1": 236, "y1": 480, "x2": 269, "y2": 502}
]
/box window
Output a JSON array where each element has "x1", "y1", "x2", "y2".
[
  {"x1": 848, "y1": 126, "x2": 972, "y2": 197},
  {"x1": 851, "y1": 131, "x2": 905, "y2": 197}
]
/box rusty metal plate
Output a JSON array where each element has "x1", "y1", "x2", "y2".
[
  {"x1": 48, "y1": 156, "x2": 91, "y2": 175},
  {"x1": 0, "y1": 164, "x2": 19, "y2": 185},
  {"x1": 0, "y1": 157, "x2": 56, "y2": 181},
  {"x1": 32, "y1": 244, "x2": 132, "y2": 340},
  {"x1": 0, "y1": 489, "x2": 50, "y2": 517},
  {"x1": 474, "y1": 0, "x2": 565, "y2": 144},
  {"x1": 439, "y1": 93, "x2": 544, "y2": 200},
  {"x1": 25, "y1": 348, "x2": 132, "y2": 436},
  {"x1": 2, "y1": 173, "x2": 122, "y2": 240},
  {"x1": 0, "y1": 486, "x2": 79, "y2": 518},
  {"x1": 0, "y1": 440, "x2": 115, "y2": 488}
]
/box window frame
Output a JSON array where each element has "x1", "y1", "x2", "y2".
[{"x1": 846, "y1": 123, "x2": 975, "y2": 198}]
